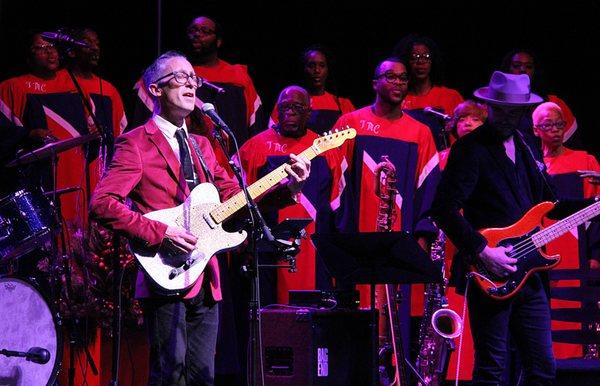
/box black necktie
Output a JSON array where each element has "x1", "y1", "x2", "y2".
[{"x1": 175, "y1": 129, "x2": 195, "y2": 186}]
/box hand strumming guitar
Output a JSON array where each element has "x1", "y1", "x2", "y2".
[{"x1": 164, "y1": 225, "x2": 198, "y2": 253}]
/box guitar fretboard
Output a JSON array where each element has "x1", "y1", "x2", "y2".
[
  {"x1": 532, "y1": 200, "x2": 600, "y2": 247},
  {"x1": 210, "y1": 145, "x2": 320, "y2": 224}
]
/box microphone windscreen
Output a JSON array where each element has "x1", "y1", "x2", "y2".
[{"x1": 201, "y1": 103, "x2": 216, "y2": 113}]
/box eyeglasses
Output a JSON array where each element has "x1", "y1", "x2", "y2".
[
  {"x1": 31, "y1": 43, "x2": 56, "y2": 53},
  {"x1": 374, "y1": 72, "x2": 409, "y2": 84},
  {"x1": 187, "y1": 26, "x2": 216, "y2": 36},
  {"x1": 277, "y1": 102, "x2": 309, "y2": 114},
  {"x1": 536, "y1": 120, "x2": 566, "y2": 131},
  {"x1": 153, "y1": 71, "x2": 202, "y2": 88},
  {"x1": 409, "y1": 53, "x2": 432, "y2": 63},
  {"x1": 511, "y1": 61, "x2": 534, "y2": 71}
]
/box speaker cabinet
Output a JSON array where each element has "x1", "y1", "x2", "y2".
[{"x1": 260, "y1": 307, "x2": 374, "y2": 386}]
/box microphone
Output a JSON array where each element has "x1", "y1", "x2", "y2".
[
  {"x1": 201, "y1": 103, "x2": 234, "y2": 137},
  {"x1": 0, "y1": 347, "x2": 51, "y2": 364},
  {"x1": 423, "y1": 106, "x2": 452, "y2": 121},
  {"x1": 26, "y1": 347, "x2": 51, "y2": 364},
  {"x1": 200, "y1": 79, "x2": 225, "y2": 94},
  {"x1": 40, "y1": 31, "x2": 89, "y2": 48}
]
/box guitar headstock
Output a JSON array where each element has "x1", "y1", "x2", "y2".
[{"x1": 312, "y1": 126, "x2": 356, "y2": 154}]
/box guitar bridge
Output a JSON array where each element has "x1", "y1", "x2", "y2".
[{"x1": 168, "y1": 253, "x2": 204, "y2": 279}]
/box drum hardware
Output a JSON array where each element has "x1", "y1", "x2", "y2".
[
  {"x1": 4, "y1": 134, "x2": 98, "y2": 168},
  {"x1": 6, "y1": 131, "x2": 100, "y2": 384},
  {"x1": 43, "y1": 186, "x2": 82, "y2": 197},
  {"x1": 1, "y1": 64, "x2": 109, "y2": 385},
  {"x1": 54, "y1": 209, "x2": 99, "y2": 383}
]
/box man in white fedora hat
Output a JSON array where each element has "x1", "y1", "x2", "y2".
[{"x1": 430, "y1": 71, "x2": 598, "y2": 384}]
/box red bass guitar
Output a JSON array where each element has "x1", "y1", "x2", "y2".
[{"x1": 470, "y1": 199, "x2": 600, "y2": 300}]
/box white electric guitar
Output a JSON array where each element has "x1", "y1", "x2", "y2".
[{"x1": 131, "y1": 128, "x2": 356, "y2": 295}]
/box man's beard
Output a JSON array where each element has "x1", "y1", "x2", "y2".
[
  {"x1": 277, "y1": 123, "x2": 306, "y2": 138},
  {"x1": 492, "y1": 122, "x2": 516, "y2": 139},
  {"x1": 189, "y1": 40, "x2": 218, "y2": 64}
]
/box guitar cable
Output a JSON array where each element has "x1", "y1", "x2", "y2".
[
  {"x1": 454, "y1": 274, "x2": 473, "y2": 386},
  {"x1": 469, "y1": 270, "x2": 500, "y2": 289}
]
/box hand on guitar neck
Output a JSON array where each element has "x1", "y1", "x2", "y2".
[
  {"x1": 478, "y1": 245, "x2": 517, "y2": 278},
  {"x1": 283, "y1": 153, "x2": 311, "y2": 195}
]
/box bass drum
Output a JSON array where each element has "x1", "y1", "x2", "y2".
[{"x1": 0, "y1": 277, "x2": 61, "y2": 386}]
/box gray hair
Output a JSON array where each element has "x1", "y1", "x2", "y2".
[
  {"x1": 532, "y1": 101, "x2": 563, "y2": 125},
  {"x1": 277, "y1": 85, "x2": 310, "y2": 105},
  {"x1": 142, "y1": 50, "x2": 187, "y2": 91}
]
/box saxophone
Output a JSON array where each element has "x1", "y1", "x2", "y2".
[
  {"x1": 416, "y1": 229, "x2": 463, "y2": 386},
  {"x1": 374, "y1": 155, "x2": 397, "y2": 232},
  {"x1": 374, "y1": 156, "x2": 397, "y2": 341},
  {"x1": 374, "y1": 156, "x2": 407, "y2": 385}
]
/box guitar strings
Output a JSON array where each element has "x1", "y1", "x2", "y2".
[
  {"x1": 488, "y1": 203, "x2": 599, "y2": 261},
  {"x1": 504, "y1": 217, "x2": 582, "y2": 260}
]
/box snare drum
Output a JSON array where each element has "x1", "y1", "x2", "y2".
[
  {"x1": 0, "y1": 189, "x2": 57, "y2": 261},
  {"x1": 0, "y1": 277, "x2": 61, "y2": 386}
]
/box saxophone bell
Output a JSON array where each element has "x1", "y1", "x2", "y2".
[{"x1": 431, "y1": 307, "x2": 463, "y2": 339}]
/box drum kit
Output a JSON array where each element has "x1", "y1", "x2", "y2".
[{"x1": 0, "y1": 135, "x2": 96, "y2": 386}]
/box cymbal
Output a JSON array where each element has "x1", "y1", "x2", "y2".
[{"x1": 5, "y1": 134, "x2": 99, "y2": 167}]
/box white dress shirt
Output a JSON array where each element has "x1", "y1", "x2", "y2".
[{"x1": 153, "y1": 114, "x2": 197, "y2": 179}]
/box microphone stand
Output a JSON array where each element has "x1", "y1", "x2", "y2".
[
  {"x1": 423, "y1": 107, "x2": 452, "y2": 150},
  {"x1": 66, "y1": 68, "x2": 125, "y2": 386},
  {"x1": 211, "y1": 125, "x2": 273, "y2": 386},
  {"x1": 62, "y1": 66, "x2": 106, "y2": 386}
]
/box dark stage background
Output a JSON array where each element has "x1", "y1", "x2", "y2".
[{"x1": 1, "y1": 1, "x2": 599, "y2": 156}]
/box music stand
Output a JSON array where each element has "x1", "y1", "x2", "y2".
[
  {"x1": 257, "y1": 218, "x2": 312, "y2": 253},
  {"x1": 312, "y1": 232, "x2": 442, "y2": 386},
  {"x1": 271, "y1": 218, "x2": 312, "y2": 240}
]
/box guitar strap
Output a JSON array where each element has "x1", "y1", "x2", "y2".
[
  {"x1": 189, "y1": 136, "x2": 215, "y2": 184},
  {"x1": 515, "y1": 130, "x2": 558, "y2": 202}
]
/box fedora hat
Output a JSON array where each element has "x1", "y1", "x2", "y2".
[{"x1": 474, "y1": 71, "x2": 543, "y2": 106}]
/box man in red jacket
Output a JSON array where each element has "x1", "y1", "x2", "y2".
[{"x1": 90, "y1": 51, "x2": 310, "y2": 386}]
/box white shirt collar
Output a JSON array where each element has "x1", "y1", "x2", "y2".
[{"x1": 153, "y1": 114, "x2": 188, "y2": 139}]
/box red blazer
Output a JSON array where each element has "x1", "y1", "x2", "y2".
[{"x1": 90, "y1": 119, "x2": 240, "y2": 300}]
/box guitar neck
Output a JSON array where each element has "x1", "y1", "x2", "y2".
[
  {"x1": 533, "y1": 200, "x2": 600, "y2": 247},
  {"x1": 210, "y1": 145, "x2": 320, "y2": 224}
]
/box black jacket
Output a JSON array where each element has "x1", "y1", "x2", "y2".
[{"x1": 431, "y1": 123, "x2": 587, "y2": 291}]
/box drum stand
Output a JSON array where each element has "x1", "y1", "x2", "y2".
[
  {"x1": 53, "y1": 65, "x2": 111, "y2": 385},
  {"x1": 47, "y1": 150, "x2": 98, "y2": 386},
  {"x1": 109, "y1": 234, "x2": 124, "y2": 386}
]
